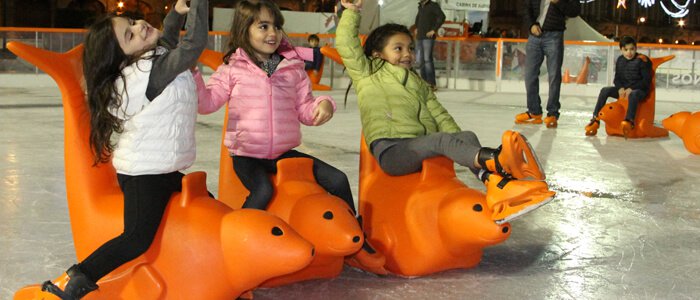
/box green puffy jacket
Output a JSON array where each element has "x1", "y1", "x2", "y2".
[{"x1": 336, "y1": 9, "x2": 461, "y2": 146}]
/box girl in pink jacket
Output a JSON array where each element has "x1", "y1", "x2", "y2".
[
  {"x1": 198, "y1": 0, "x2": 349, "y2": 212},
  {"x1": 200, "y1": 0, "x2": 393, "y2": 270}
]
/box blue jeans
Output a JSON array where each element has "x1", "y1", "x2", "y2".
[
  {"x1": 415, "y1": 39, "x2": 437, "y2": 86},
  {"x1": 524, "y1": 31, "x2": 564, "y2": 118}
]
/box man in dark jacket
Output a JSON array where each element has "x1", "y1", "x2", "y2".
[
  {"x1": 515, "y1": 0, "x2": 580, "y2": 128},
  {"x1": 584, "y1": 36, "x2": 652, "y2": 137},
  {"x1": 414, "y1": 0, "x2": 445, "y2": 89}
]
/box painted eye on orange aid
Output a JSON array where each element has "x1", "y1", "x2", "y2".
[{"x1": 323, "y1": 211, "x2": 334, "y2": 220}]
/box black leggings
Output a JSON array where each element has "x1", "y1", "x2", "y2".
[
  {"x1": 77, "y1": 171, "x2": 184, "y2": 282},
  {"x1": 233, "y1": 150, "x2": 355, "y2": 213},
  {"x1": 372, "y1": 131, "x2": 482, "y2": 176}
]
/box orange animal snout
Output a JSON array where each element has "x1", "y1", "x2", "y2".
[
  {"x1": 221, "y1": 209, "x2": 316, "y2": 287},
  {"x1": 286, "y1": 194, "x2": 363, "y2": 256},
  {"x1": 438, "y1": 188, "x2": 511, "y2": 253},
  {"x1": 663, "y1": 111, "x2": 700, "y2": 154}
]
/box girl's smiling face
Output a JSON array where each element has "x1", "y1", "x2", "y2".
[
  {"x1": 373, "y1": 33, "x2": 415, "y2": 69},
  {"x1": 248, "y1": 7, "x2": 282, "y2": 61},
  {"x1": 112, "y1": 17, "x2": 160, "y2": 56}
]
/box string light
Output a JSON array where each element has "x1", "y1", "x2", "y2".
[
  {"x1": 589, "y1": 0, "x2": 697, "y2": 18},
  {"x1": 660, "y1": 0, "x2": 695, "y2": 18},
  {"x1": 638, "y1": 0, "x2": 655, "y2": 7}
]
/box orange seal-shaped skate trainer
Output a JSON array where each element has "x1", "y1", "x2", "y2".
[
  {"x1": 355, "y1": 135, "x2": 511, "y2": 277},
  {"x1": 662, "y1": 111, "x2": 700, "y2": 155},
  {"x1": 8, "y1": 42, "x2": 315, "y2": 300},
  {"x1": 598, "y1": 56, "x2": 674, "y2": 138}
]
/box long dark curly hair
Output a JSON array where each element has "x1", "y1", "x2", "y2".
[
  {"x1": 83, "y1": 14, "x2": 138, "y2": 165},
  {"x1": 222, "y1": 0, "x2": 285, "y2": 65}
]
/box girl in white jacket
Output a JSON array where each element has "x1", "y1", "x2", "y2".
[{"x1": 39, "y1": 0, "x2": 208, "y2": 298}]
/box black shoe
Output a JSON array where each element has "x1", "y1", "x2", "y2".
[
  {"x1": 356, "y1": 215, "x2": 376, "y2": 254},
  {"x1": 42, "y1": 265, "x2": 98, "y2": 300}
]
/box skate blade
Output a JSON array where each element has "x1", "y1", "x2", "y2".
[{"x1": 494, "y1": 195, "x2": 555, "y2": 225}]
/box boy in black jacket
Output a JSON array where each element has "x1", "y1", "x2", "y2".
[{"x1": 585, "y1": 36, "x2": 652, "y2": 136}]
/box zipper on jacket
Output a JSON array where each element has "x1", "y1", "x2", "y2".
[
  {"x1": 402, "y1": 69, "x2": 409, "y2": 86},
  {"x1": 407, "y1": 69, "x2": 427, "y2": 135},
  {"x1": 268, "y1": 77, "x2": 274, "y2": 157}
]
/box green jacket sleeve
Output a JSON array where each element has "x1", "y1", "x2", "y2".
[
  {"x1": 336, "y1": 9, "x2": 371, "y2": 82},
  {"x1": 425, "y1": 90, "x2": 460, "y2": 133}
]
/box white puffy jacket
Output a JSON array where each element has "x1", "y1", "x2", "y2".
[{"x1": 111, "y1": 48, "x2": 198, "y2": 175}]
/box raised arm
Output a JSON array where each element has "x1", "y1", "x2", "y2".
[
  {"x1": 146, "y1": 0, "x2": 209, "y2": 100},
  {"x1": 336, "y1": 1, "x2": 372, "y2": 82}
]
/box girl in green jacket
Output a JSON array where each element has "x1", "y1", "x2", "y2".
[{"x1": 338, "y1": 0, "x2": 555, "y2": 224}]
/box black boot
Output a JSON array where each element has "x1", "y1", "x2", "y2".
[
  {"x1": 477, "y1": 147, "x2": 508, "y2": 177},
  {"x1": 42, "y1": 264, "x2": 98, "y2": 300},
  {"x1": 356, "y1": 215, "x2": 376, "y2": 254}
]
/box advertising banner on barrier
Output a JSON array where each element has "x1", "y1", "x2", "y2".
[{"x1": 442, "y1": 0, "x2": 490, "y2": 11}]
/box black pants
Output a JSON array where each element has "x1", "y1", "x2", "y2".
[
  {"x1": 233, "y1": 150, "x2": 355, "y2": 213},
  {"x1": 77, "y1": 171, "x2": 184, "y2": 282},
  {"x1": 593, "y1": 86, "x2": 647, "y2": 122},
  {"x1": 371, "y1": 131, "x2": 482, "y2": 176}
]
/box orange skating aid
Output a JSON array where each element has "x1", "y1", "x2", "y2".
[
  {"x1": 585, "y1": 118, "x2": 600, "y2": 136},
  {"x1": 485, "y1": 130, "x2": 545, "y2": 180},
  {"x1": 8, "y1": 42, "x2": 315, "y2": 300},
  {"x1": 662, "y1": 111, "x2": 700, "y2": 155},
  {"x1": 258, "y1": 158, "x2": 364, "y2": 287},
  {"x1": 484, "y1": 174, "x2": 556, "y2": 224},
  {"x1": 598, "y1": 56, "x2": 673, "y2": 138},
  {"x1": 357, "y1": 135, "x2": 511, "y2": 277},
  {"x1": 198, "y1": 48, "x2": 225, "y2": 70},
  {"x1": 216, "y1": 135, "x2": 363, "y2": 285},
  {"x1": 515, "y1": 112, "x2": 543, "y2": 124},
  {"x1": 305, "y1": 45, "x2": 332, "y2": 91},
  {"x1": 544, "y1": 115, "x2": 558, "y2": 128}
]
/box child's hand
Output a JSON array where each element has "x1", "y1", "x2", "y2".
[
  {"x1": 175, "y1": 0, "x2": 190, "y2": 15},
  {"x1": 624, "y1": 88, "x2": 632, "y2": 98},
  {"x1": 340, "y1": 0, "x2": 362, "y2": 11},
  {"x1": 313, "y1": 100, "x2": 334, "y2": 126},
  {"x1": 618, "y1": 87, "x2": 626, "y2": 97}
]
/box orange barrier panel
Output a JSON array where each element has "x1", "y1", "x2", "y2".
[
  {"x1": 662, "y1": 111, "x2": 700, "y2": 155},
  {"x1": 598, "y1": 56, "x2": 674, "y2": 138},
  {"x1": 8, "y1": 41, "x2": 315, "y2": 300},
  {"x1": 356, "y1": 135, "x2": 511, "y2": 277}
]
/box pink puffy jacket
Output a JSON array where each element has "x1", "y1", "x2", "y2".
[{"x1": 198, "y1": 40, "x2": 335, "y2": 159}]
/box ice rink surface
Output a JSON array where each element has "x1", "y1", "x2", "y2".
[{"x1": 2, "y1": 84, "x2": 700, "y2": 299}]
